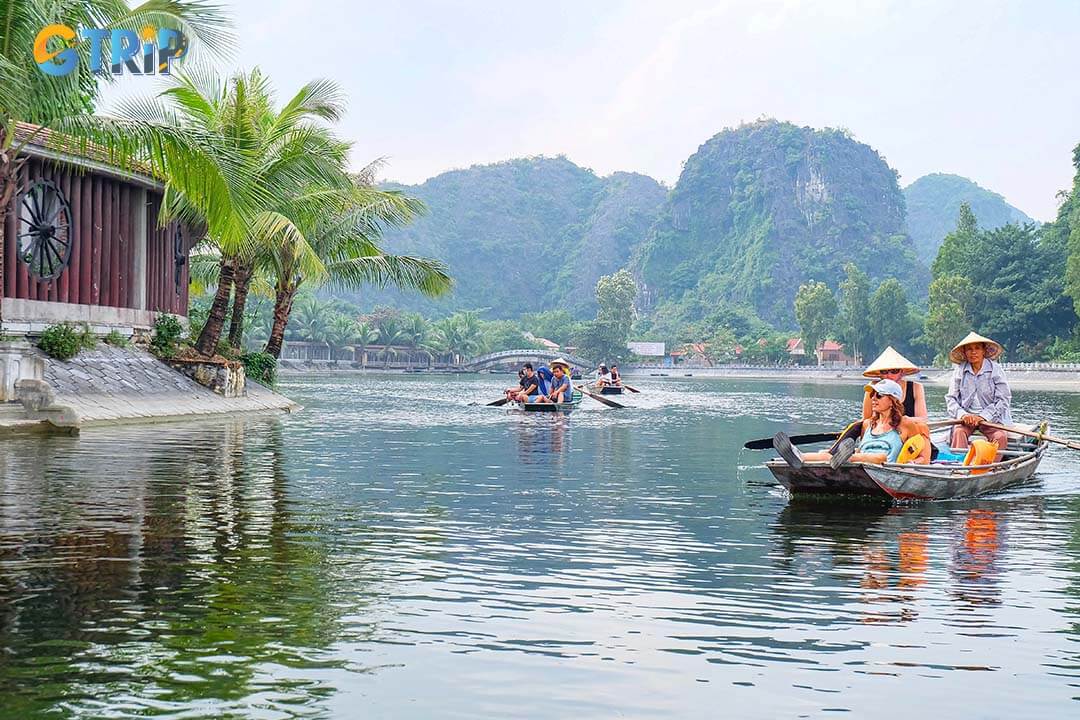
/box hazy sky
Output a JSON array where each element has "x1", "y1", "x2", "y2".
[{"x1": 107, "y1": 0, "x2": 1079, "y2": 220}]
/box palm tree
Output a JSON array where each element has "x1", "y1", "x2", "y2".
[
  {"x1": 326, "y1": 314, "x2": 357, "y2": 361},
  {"x1": 354, "y1": 321, "x2": 379, "y2": 367},
  {"x1": 400, "y1": 314, "x2": 431, "y2": 369},
  {"x1": 0, "y1": 0, "x2": 234, "y2": 329},
  {"x1": 261, "y1": 181, "x2": 451, "y2": 359},
  {"x1": 118, "y1": 67, "x2": 355, "y2": 355}
]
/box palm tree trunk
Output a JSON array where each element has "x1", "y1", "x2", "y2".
[
  {"x1": 264, "y1": 285, "x2": 297, "y2": 359},
  {"x1": 195, "y1": 258, "x2": 235, "y2": 355},
  {"x1": 227, "y1": 261, "x2": 253, "y2": 349}
]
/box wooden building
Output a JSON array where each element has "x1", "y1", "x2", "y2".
[{"x1": 1, "y1": 123, "x2": 191, "y2": 335}]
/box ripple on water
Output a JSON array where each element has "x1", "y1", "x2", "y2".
[{"x1": 0, "y1": 374, "x2": 1078, "y2": 718}]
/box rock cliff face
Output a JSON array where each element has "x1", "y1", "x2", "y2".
[
  {"x1": 633, "y1": 120, "x2": 925, "y2": 328},
  {"x1": 904, "y1": 173, "x2": 1034, "y2": 263},
  {"x1": 351, "y1": 158, "x2": 666, "y2": 318}
]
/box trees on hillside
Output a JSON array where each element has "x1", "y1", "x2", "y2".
[
  {"x1": 576, "y1": 270, "x2": 637, "y2": 362},
  {"x1": 794, "y1": 281, "x2": 837, "y2": 365},
  {"x1": 837, "y1": 263, "x2": 871, "y2": 364}
]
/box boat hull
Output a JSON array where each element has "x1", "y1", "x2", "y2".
[
  {"x1": 512, "y1": 391, "x2": 583, "y2": 413},
  {"x1": 767, "y1": 444, "x2": 1045, "y2": 501},
  {"x1": 599, "y1": 386, "x2": 623, "y2": 395}
]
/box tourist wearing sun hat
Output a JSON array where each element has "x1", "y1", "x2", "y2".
[
  {"x1": 860, "y1": 346, "x2": 927, "y2": 420},
  {"x1": 536, "y1": 358, "x2": 574, "y2": 404},
  {"x1": 945, "y1": 332, "x2": 1012, "y2": 454}
]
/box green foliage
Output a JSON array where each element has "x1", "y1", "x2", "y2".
[
  {"x1": 904, "y1": 174, "x2": 1033, "y2": 264},
  {"x1": 76, "y1": 324, "x2": 97, "y2": 351},
  {"x1": 575, "y1": 270, "x2": 638, "y2": 363},
  {"x1": 37, "y1": 324, "x2": 82, "y2": 361},
  {"x1": 794, "y1": 281, "x2": 837, "y2": 362},
  {"x1": 1057, "y1": 144, "x2": 1080, "y2": 318},
  {"x1": 339, "y1": 159, "x2": 665, "y2": 318},
  {"x1": 635, "y1": 119, "x2": 925, "y2": 328},
  {"x1": 241, "y1": 352, "x2": 278, "y2": 385},
  {"x1": 928, "y1": 200, "x2": 1075, "y2": 358},
  {"x1": 924, "y1": 275, "x2": 975, "y2": 365},
  {"x1": 103, "y1": 330, "x2": 130, "y2": 349},
  {"x1": 867, "y1": 278, "x2": 919, "y2": 359},
  {"x1": 837, "y1": 263, "x2": 871, "y2": 363},
  {"x1": 151, "y1": 314, "x2": 185, "y2": 359},
  {"x1": 521, "y1": 309, "x2": 578, "y2": 345}
]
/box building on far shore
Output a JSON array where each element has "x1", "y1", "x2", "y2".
[{"x1": 2, "y1": 123, "x2": 192, "y2": 336}]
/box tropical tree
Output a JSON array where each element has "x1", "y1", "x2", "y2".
[
  {"x1": 0, "y1": 0, "x2": 235, "y2": 329},
  {"x1": 326, "y1": 314, "x2": 357, "y2": 360},
  {"x1": 261, "y1": 180, "x2": 451, "y2": 359},
  {"x1": 837, "y1": 263, "x2": 871, "y2": 364},
  {"x1": 867, "y1": 278, "x2": 919, "y2": 357},
  {"x1": 924, "y1": 275, "x2": 974, "y2": 364},
  {"x1": 793, "y1": 281, "x2": 836, "y2": 365},
  {"x1": 289, "y1": 295, "x2": 329, "y2": 344},
  {"x1": 354, "y1": 321, "x2": 379, "y2": 368},
  {"x1": 435, "y1": 311, "x2": 485, "y2": 364}
]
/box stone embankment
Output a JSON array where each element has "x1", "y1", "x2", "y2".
[{"x1": 0, "y1": 344, "x2": 297, "y2": 435}]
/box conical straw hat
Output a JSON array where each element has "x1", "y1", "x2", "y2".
[
  {"x1": 949, "y1": 332, "x2": 1003, "y2": 364},
  {"x1": 549, "y1": 358, "x2": 571, "y2": 370},
  {"x1": 863, "y1": 346, "x2": 920, "y2": 378}
]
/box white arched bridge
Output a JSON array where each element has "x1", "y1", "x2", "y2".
[{"x1": 462, "y1": 349, "x2": 595, "y2": 372}]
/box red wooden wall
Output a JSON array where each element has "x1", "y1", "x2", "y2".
[{"x1": 2, "y1": 156, "x2": 189, "y2": 315}]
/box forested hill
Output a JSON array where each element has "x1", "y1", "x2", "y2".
[
  {"x1": 633, "y1": 120, "x2": 925, "y2": 328},
  {"x1": 903, "y1": 173, "x2": 1034, "y2": 263},
  {"x1": 347, "y1": 157, "x2": 666, "y2": 318}
]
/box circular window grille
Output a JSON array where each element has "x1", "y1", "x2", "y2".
[{"x1": 18, "y1": 179, "x2": 72, "y2": 280}]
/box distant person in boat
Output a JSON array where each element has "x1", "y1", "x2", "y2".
[
  {"x1": 861, "y1": 346, "x2": 927, "y2": 420},
  {"x1": 505, "y1": 368, "x2": 526, "y2": 401},
  {"x1": 595, "y1": 364, "x2": 612, "y2": 387},
  {"x1": 510, "y1": 363, "x2": 543, "y2": 403},
  {"x1": 610, "y1": 365, "x2": 622, "y2": 386},
  {"x1": 537, "y1": 359, "x2": 574, "y2": 404},
  {"x1": 774, "y1": 379, "x2": 931, "y2": 469},
  {"x1": 945, "y1": 332, "x2": 1012, "y2": 454}
]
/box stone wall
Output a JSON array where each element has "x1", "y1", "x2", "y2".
[
  {"x1": 0, "y1": 341, "x2": 45, "y2": 402},
  {"x1": 166, "y1": 358, "x2": 246, "y2": 397}
]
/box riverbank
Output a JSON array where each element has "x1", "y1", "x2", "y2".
[
  {"x1": 276, "y1": 360, "x2": 1080, "y2": 392},
  {"x1": 0, "y1": 344, "x2": 298, "y2": 435}
]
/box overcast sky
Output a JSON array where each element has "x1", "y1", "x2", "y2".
[{"x1": 106, "y1": 0, "x2": 1079, "y2": 220}]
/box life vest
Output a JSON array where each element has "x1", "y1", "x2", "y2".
[{"x1": 963, "y1": 439, "x2": 999, "y2": 474}]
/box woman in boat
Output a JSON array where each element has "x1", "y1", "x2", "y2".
[
  {"x1": 537, "y1": 359, "x2": 574, "y2": 404},
  {"x1": 595, "y1": 364, "x2": 612, "y2": 388},
  {"x1": 610, "y1": 365, "x2": 622, "y2": 386},
  {"x1": 774, "y1": 379, "x2": 931, "y2": 469},
  {"x1": 861, "y1": 346, "x2": 927, "y2": 420},
  {"x1": 945, "y1": 332, "x2": 1012, "y2": 454}
]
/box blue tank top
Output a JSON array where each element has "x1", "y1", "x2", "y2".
[{"x1": 859, "y1": 427, "x2": 903, "y2": 463}]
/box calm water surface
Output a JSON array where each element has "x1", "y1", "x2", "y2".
[{"x1": 1, "y1": 374, "x2": 1079, "y2": 718}]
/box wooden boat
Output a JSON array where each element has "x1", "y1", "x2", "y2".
[
  {"x1": 512, "y1": 390, "x2": 583, "y2": 413},
  {"x1": 599, "y1": 385, "x2": 624, "y2": 395},
  {"x1": 766, "y1": 430, "x2": 1046, "y2": 501}
]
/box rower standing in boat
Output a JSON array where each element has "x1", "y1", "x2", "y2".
[
  {"x1": 861, "y1": 346, "x2": 927, "y2": 420},
  {"x1": 946, "y1": 332, "x2": 1012, "y2": 455}
]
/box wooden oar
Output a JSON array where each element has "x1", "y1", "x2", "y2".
[
  {"x1": 485, "y1": 397, "x2": 510, "y2": 407},
  {"x1": 577, "y1": 385, "x2": 624, "y2": 408},
  {"x1": 979, "y1": 420, "x2": 1079, "y2": 450},
  {"x1": 622, "y1": 383, "x2": 641, "y2": 393},
  {"x1": 744, "y1": 418, "x2": 962, "y2": 450}
]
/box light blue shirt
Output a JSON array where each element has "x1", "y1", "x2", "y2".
[{"x1": 946, "y1": 358, "x2": 1012, "y2": 425}]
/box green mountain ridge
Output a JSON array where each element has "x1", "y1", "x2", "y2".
[
  {"x1": 633, "y1": 120, "x2": 926, "y2": 330},
  {"x1": 904, "y1": 173, "x2": 1034, "y2": 263},
  {"x1": 346, "y1": 157, "x2": 666, "y2": 319}
]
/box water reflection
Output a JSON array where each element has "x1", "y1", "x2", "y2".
[
  {"x1": 0, "y1": 418, "x2": 356, "y2": 717},
  {"x1": 0, "y1": 374, "x2": 1078, "y2": 718}
]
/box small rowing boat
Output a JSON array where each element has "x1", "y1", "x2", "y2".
[
  {"x1": 766, "y1": 425, "x2": 1047, "y2": 501},
  {"x1": 512, "y1": 390, "x2": 583, "y2": 413}
]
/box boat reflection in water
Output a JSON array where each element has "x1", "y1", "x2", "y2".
[{"x1": 771, "y1": 500, "x2": 1011, "y2": 626}]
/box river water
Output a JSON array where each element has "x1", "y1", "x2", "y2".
[{"x1": 1, "y1": 374, "x2": 1078, "y2": 718}]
